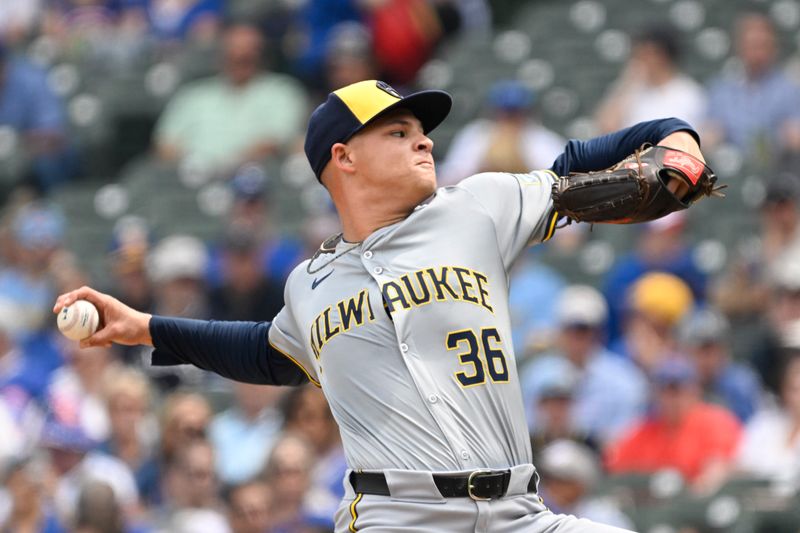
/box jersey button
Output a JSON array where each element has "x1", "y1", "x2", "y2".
[
  {"x1": 363, "y1": 251, "x2": 373, "y2": 259},
  {"x1": 373, "y1": 266, "x2": 383, "y2": 275},
  {"x1": 427, "y1": 394, "x2": 438, "y2": 404},
  {"x1": 460, "y1": 450, "x2": 470, "y2": 460},
  {"x1": 400, "y1": 343, "x2": 409, "y2": 353}
]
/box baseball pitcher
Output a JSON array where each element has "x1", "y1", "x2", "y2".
[{"x1": 54, "y1": 80, "x2": 718, "y2": 532}]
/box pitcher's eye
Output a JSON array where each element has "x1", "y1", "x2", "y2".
[{"x1": 391, "y1": 131, "x2": 406, "y2": 138}]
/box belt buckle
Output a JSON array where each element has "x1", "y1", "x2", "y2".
[{"x1": 467, "y1": 470, "x2": 493, "y2": 501}]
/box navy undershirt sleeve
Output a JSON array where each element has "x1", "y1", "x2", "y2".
[
  {"x1": 549, "y1": 118, "x2": 700, "y2": 176},
  {"x1": 149, "y1": 316, "x2": 309, "y2": 386}
]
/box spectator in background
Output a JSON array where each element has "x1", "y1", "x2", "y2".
[
  {"x1": 0, "y1": 457, "x2": 64, "y2": 532},
  {"x1": 107, "y1": 216, "x2": 154, "y2": 313},
  {"x1": 617, "y1": 272, "x2": 694, "y2": 375},
  {"x1": 210, "y1": 382, "x2": 284, "y2": 485},
  {"x1": 207, "y1": 167, "x2": 304, "y2": 286},
  {"x1": 0, "y1": 297, "x2": 55, "y2": 433},
  {"x1": 73, "y1": 480, "x2": 142, "y2": 533},
  {"x1": 106, "y1": 217, "x2": 154, "y2": 365},
  {"x1": 161, "y1": 439, "x2": 225, "y2": 524},
  {"x1": 369, "y1": 0, "x2": 459, "y2": 84},
  {"x1": 46, "y1": 344, "x2": 117, "y2": 442},
  {"x1": 261, "y1": 434, "x2": 320, "y2": 533},
  {"x1": 288, "y1": 0, "x2": 364, "y2": 86},
  {"x1": 154, "y1": 23, "x2": 308, "y2": 174},
  {"x1": 754, "y1": 174, "x2": 800, "y2": 271},
  {"x1": 750, "y1": 247, "x2": 800, "y2": 394},
  {"x1": 146, "y1": 391, "x2": 212, "y2": 508},
  {"x1": 224, "y1": 480, "x2": 272, "y2": 533},
  {"x1": 323, "y1": 22, "x2": 379, "y2": 95},
  {"x1": 0, "y1": 391, "x2": 26, "y2": 466},
  {"x1": 528, "y1": 370, "x2": 597, "y2": 461},
  {"x1": 507, "y1": 248, "x2": 566, "y2": 356},
  {"x1": 207, "y1": 227, "x2": 285, "y2": 323},
  {"x1": 715, "y1": 175, "x2": 800, "y2": 317},
  {"x1": 41, "y1": 420, "x2": 140, "y2": 525},
  {"x1": 0, "y1": 40, "x2": 74, "y2": 191},
  {"x1": 713, "y1": 175, "x2": 800, "y2": 370},
  {"x1": 158, "y1": 391, "x2": 211, "y2": 465},
  {"x1": 281, "y1": 386, "x2": 345, "y2": 530},
  {"x1": 595, "y1": 27, "x2": 706, "y2": 133},
  {"x1": 605, "y1": 357, "x2": 742, "y2": 492},
  {"x1": 0, "y1": 0, "x2": 41, "y2": 44},
  {"x1": 146, "y1": 235, "x2": 209, "y2": 388},
  {"x1": 521, "y1": 286, "x2": 647, "y2": 445},
  {"x1": 704, "y1": 12, "x2": 800, "y2": 163},
  {"x1": 288, "y1": 0, "x2": 465, "y2": 86},
  {"x1": 439, "y1": 80, "x2": 565, "y2": 186},
  {"x1": 538, "y1": 440, "x2": 634, "y2": 530},
  {"x1": 0, "y1": 205, "x2": 66, "y2": 410},
  {"x1": 48, "y1": 249, "x2": 91, "y2": 302},
  {"x1": 447, "y1": 0, "x2": 491, "y2": 35},
  {"x1": 603, "y1": 212, "x2": 705, "y2": 344},
  {"x1": 0, "y1": 203, "x2": 65, "y2": 337},
  {"x1": 99, "y1": 367, "x2": 159, "y2": 508},
  {"x1": 736, "y1": 339, "x2": 800, "y2": 492},
  {"x1": 677, "y1": 309, "x2": 762, "y2": 422},
  {"x1": 0, "y1": 299, "x2": 24, "y2": 383}
]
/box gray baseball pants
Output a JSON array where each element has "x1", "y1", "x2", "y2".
[{"x1": 334, "y1": 465, "x2": 635, "y2": 532}]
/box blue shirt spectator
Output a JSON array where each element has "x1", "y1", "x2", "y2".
[
  {"x1": 206, "y1": 167, "x2": 305, "y2": 287},
  {"x1": 3, "y1": 331, "x2": 65, "y2": 401},
  {"x1": 520, "y1": 286, "x2": 648, "y2": 444},
  {"x1": 0, "y1": 56, "x2": 63, "y2": 134},
  {"x1": 707, "y1": 68, "x2": 800, "y2": 154},
  {"x1": 508, "y1": 249, "x2": 566, "y2": 355},
  {"x1": 209, "y1": 382, "x2": 283, "y2": 484},
  {"x1": 0, "y1": 47, "x2": 73, "y2": 189},
  {"x1": 705, "y1": 13, "x2": 800, "y2": 157},
  {"x1": 678, "y1": 308, "x2": 763, "y2": 422},
  {"x1": 708, "y1": 364, "x2": 762, "y2": 422},
  {"x1": 0, "y1": 204, "x2": 65, "y2": 338}
]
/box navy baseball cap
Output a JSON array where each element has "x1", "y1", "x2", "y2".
[
  {"x1": 304, "y1": 80, "x2": 452, "y2": 180},
  {"x1": 487, "y1": 80, "x2": 534, "y2": 112}
]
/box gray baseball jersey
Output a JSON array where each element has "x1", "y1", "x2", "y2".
[{"x1": 268, "y1": 170, "x2": 559, "y2": 472}]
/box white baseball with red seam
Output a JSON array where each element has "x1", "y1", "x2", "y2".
[{"x1": 57, "y1": 300, "x2": 99, "y2": 341}]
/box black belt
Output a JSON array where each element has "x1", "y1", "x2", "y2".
[{"x1": 350, "y1": 470, "x2": 537, "y2": 501}]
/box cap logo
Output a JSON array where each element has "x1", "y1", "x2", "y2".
[
  {"x1": 376, "y1": 81, "x2": 401, "y2": 98},
  {"x1": 334, "y1": 80, "x2": 402, "y2": 124}
]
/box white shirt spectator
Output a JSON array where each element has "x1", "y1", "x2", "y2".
[
  {"x1": 621, "y1": 74, "x2": 707, "y2": 130},
  {"x1": 47, "y1": 367, "x2": 110, "y2": 442},
  {"x1": 55, "y1": 451, "x2": 139, "y2": 520},
  {"x1": 0, "y1": 0, "x2": 40, "y2": 40},
  {"x1": 0, "y1": 397, "x2": 24, "y2": 462},
  {"x1": 736, "y1": 407, "x2": 800, "y2": 489},
  {"x1": 439, "y1": 120, "x2": 565, "y2": 186}
]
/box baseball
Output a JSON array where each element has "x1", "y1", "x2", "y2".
[{"x1": 57, "y1": 300, "x2": 100, "y2": 341}]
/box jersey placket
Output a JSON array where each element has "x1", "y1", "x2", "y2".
[{"x1": 360, "y1": 242, "x2": 478, "y2": 471}]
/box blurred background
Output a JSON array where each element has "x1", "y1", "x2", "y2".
[{"x1": 1, "y1": 0, "x2": 800, "y2": 531}]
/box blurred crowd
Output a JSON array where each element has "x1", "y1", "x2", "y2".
[{"x1": 1, "y1": 0, "x2": 800, "y2": 532}]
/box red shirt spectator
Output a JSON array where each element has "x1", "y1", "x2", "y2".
[{"x1": 605, "y1": 357, "x2": 742, "y2": 484}]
